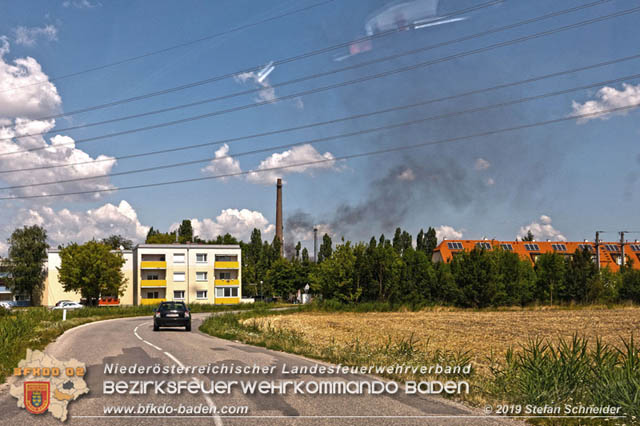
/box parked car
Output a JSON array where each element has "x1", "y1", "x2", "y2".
[
  {"x1": 53, "y1": 300, "x2": 73, "y2": 308},
  {"x1": 52, "y1": 301, "x2": 83, "y2": 310},
  {"x1": 153, "y1": 301, "x2": 191, "y2": 331},
  {"x1": 0, "y1": 301, "x2": 12, "y2": 310}
]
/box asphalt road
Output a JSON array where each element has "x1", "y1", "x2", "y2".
[{"x1": 0, "y1": 312, "x2": 519, "y2": 425}]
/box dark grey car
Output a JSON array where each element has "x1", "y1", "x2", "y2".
[{"x1": 153, "y1": 301, "x2": 191, "y2": 331}]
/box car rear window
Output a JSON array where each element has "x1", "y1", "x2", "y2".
[{"x1": 159, "y1": 302, "x2": 186, "y2": 311}]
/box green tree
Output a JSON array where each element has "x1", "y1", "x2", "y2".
[
  {"x1": 317, "y1": 233, "x2": 333, "y2": 263},
  {"x1": 311, "y1": 241, "x2": 359, "y2": 302},
  {"x1": 619, "y1": 266, "x2": 640, "y2": 303},
  {"x1": 522, "y1": 230, "x2": 535, "y2": 242},
  {"x1": 58, "y1": 241, "x2": 127, "y2": 305},
  {"x1": 301, "y1": 247, "x2": 310, "y2": 263},
  {"x1": 5, "y1": 225, "x2": 49, "y2": 305},
  {"x1": 101, "y1": 234, "x2": 133, "y2": 250},
  {"x1": 562, "y1": 247, "x2": 597, "y2": 302},
  {"x1": 178, "y1": 220, "x2": 193, "y2": 243},
  {"x1": 146, "y1": 232, "x2": 176, "y2": 244},
  {"x1": 534, "y1": 253, "x2": 566, "y2": 305}
]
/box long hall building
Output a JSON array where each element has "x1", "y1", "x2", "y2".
[
  {"x1": 432, "y1": 239, "x2": 640, "y2": 272},
  {"x1": 42, "y1": 244, "x2": 242, "y2": 307}
]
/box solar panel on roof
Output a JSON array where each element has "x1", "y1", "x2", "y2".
[
  {"x1": 630, "y1": 244, "x2": 640, "y2": 251},
  {"x1": 605, "y1": 244, "x2": 620, "y2": 252},
  {"x1": 525, "y1": 244, "x2": 540, "y2": 251},
  {"x1": 578, "y1": 244, "x2": 594, "y2": 252},
  {"x1": 552, "y1": 244, "x2": 567, "y2": 251},
  {"x1": 475, "y1": 242, "x2": 491, "y2": 250},
  {"x1": 500, "y1": 243, "x2": 513, "y2": 251},
  {"x1": 447, "y1": 242, "x2": 463, "y2": 250}
]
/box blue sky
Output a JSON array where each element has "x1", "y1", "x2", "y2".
[{"x1": 0, "y1": 0, "x2": 639, "y2": 254}]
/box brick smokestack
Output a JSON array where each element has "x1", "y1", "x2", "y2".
[{"x1": 276, "y1": 178, "x2": 283, "y2": 256}]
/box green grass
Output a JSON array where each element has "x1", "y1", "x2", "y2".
[{"x1": 0, "y1": 302, "x2": 287, "y2": 384}]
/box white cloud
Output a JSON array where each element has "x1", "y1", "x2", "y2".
[
  {"x1": 474, "y1": 158, "x2": 490, "y2": 171},
  {"x1": 234, "y1": 70, "x2": 277, "y2": 103},
  {"x1": 0, "y1": 119, "x2": 117, "y2": 199},
  {"x1": 517, "y1": 215, "x2": 566, "y2": 241},
  {"x1": 1, "y1": 200, "x2": 149, "y2": 250},
  {"x1": 13, "y1": 25, "x2": 58, "y2": 47},
  {"x1": 572, "y1": 83, "x2": 640, "y2": 123},
  {"x1": 435, "y1": 225, "x2": 463, "y2": 240},
  {"x1": 170, "y1": 209, "x2": 274, "y2": 242},
  {"x1": 246, "y1": 144, "x2": 336, "y2": 185},
  {"x1": 201, "y1": 143, "x2": 242, "y2": 177},
  {"x1": 0, "y1": 38, "x2": 61, "y2": 119},
  {"x1": 397, "y1": 168, "x2": 415, "y2": 181},
  {"x1": 63, "y1": 0, "x2": 101, "y2": 8}
]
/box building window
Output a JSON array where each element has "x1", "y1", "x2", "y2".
[
  {"x1": 173, "y1": 272, "x2": 185, "y2": 282},
  {"x1": 146, "y1": 291, "x2": 159, "y2": 299},
  {"x1": 173, "y1": 253, "x2": 185, "y2": 264},
  {"x1": 218, "y1": 272, "x2": 232, "y2": 280},
  {"x1": 196, "y1": 290, "x2": 207, "y2": 299},
  {"x1": 145, "y1": 274, "x2": 159, "y2": 280},
  {"x1": 174, "y1": 291, "x2": 185, "y2": 300},
  {"x1": 215, "y1": 255, "x2": 236, "y2": 262},
  {"x1": 447, "y1": 242, "x2": 463, "y2": 250},
  {"x1": 196, "y1": 253, "x2": 207, "y2": 263},
  {"x1": 196, "y1": 272, "x2": 208, "y2": 281},
  {"x1": 215, "y1": 287, "x2": 238, "y2": 298}
]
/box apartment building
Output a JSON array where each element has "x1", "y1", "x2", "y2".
[
  {"x1": 41, "y1": 244, "x2": 242, "y2": 306},
  {"x1": 135, "y1": 244, "x2": 241, "y2": 305}
]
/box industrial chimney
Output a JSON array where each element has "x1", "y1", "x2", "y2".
[{"x1": 276, "y1": 178, "x2": 283, "y2": 256}]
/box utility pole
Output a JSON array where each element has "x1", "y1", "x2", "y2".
[
  {"x1": 620, "y1": 231, "x2": 628, "y2": 268},
  {"x1": 595, "y1": 231, "x2": 604, "y2": 271},
  {"x1": 313, "y1": 227, "x2": 318, "y2": 263}
]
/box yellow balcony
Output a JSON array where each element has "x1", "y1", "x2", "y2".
[
  {"x1": 215, "y1": 297, "x2": 240, "y2": 305},
  {"x1": 215, "y1": 261, "x2": 239, "y2": 269},
  {"x1": 141, "y1": 280, "x2": 166, "y2": 287},
  {"x1": 215, "y1": 279, "x2": 239, "y2": 286},
  {"x1": 140, "y1": 298, "x2": 165, "y2": 306},
  {"x1": 141, "y1": 261, "x2": 166, "y2": 269}
]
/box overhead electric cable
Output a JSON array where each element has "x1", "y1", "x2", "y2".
[
  {"x1": 2, "y1": 101, "x2": 637, "y2": 201},
  {"x1": 2, "y1": 4, "x2": 636, "y2": 157},
  {"x1": 5, "y1": 0, "x2": 616, "y2": 142},
  {"x1": 2, "y1": 71, "x2": 639, "y2": 189},
  {"x1": 0, "y1": 0, "x2": 337, "y2": 94}
]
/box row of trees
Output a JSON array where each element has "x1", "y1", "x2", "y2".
[{"x1": 2, "y1": 222, "x2": 640, "y2": 307}]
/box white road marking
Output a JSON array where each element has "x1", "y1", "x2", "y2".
[
  {"x1": 163, "y1": 351, "x2": 184, "y2": 368},
  {"x1": 143, "y1": 340, "x2": 162, "y2": 351}
]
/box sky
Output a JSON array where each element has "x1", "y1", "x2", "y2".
[{"x1": 0, "y1": 0, "x2": 639, "y2": 256}]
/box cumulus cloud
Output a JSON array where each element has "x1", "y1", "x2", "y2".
[
  {"x1": 0, "y1": 119, "x2": 117, "y2": 199},
  {"x1": 246, "y1": 144, "x2": 336, "y2": 185},
  {"x1": 572, "y1": 83, "x2": 640, "y2": 123},
  {"x1": 397, "y1": 168, "x2": 415, "y2": 181},
  {"x1": 435, "y1": 225, "x2": 463, "y2": 240},
  {"x1": 201, "y1": 143, "x2": 242, "y2": 177},
  {"x1": 474, "y1": 158, "x2": 490, "y2": 171},
  {"x1": 170, "y1": 209, "x2": 274, "y2": 242},
  {"x1": 63, "y1": 0, "x2": 101, "y2": 8},
  {"x1": 517, "y1": 215, "x2": 566, "y2": 241},
  {"x1": 13, "y1": 25, "x2": 58, "y2": 47},
  {"x1": 0, "y1": 200, "x2": 149, "y2": 252},
  {"x1": 0, "y1": 37, "x2": 61, "y2": 119}
]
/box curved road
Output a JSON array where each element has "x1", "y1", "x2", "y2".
[{"x1": 0, "y1": 312, "x2": 518, "y2": 425}]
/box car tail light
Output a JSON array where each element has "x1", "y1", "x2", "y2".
[{"x1": 155, "y1": 312, "x2": 161, "y2": 318}]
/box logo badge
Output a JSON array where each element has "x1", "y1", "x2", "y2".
[{"x1": 24, "y1": 381, "x2": 50, "y2": 415}]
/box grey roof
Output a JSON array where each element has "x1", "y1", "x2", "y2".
[{"x1": 136, "y1": 244, "x2": 240, "y2": 249}]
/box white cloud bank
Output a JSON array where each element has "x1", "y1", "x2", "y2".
[
  {"x1": 435, "y1": 225, "x2": 463, "y2": 240},
  {"x1": 517, "y1": 215, "x2": 566, "y2": 241},
  {"x1": 13, "y1": 25, "x2": 58, "y2": 47},
  {"x1": 0, "y1": 38, "x2": 116, "y2": 199},
  {"x1": 246, "y1": 144, "x2": 336, "y2": 185},
  {"x1": 170, "y1": 209, "x2": 274, "y2": 242},
  {"x1": 201, "y1": 144, "x2": 242, "y2": 177},
  {"x1": 572, "y1": 83, "x2": 640, "y2": 123}
]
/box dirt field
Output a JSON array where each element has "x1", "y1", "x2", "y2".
[{"x1": 246, "y1": 307, "x2": 640, "y2": 369}]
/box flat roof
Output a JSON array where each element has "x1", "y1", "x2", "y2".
[{"x1": 136, "y1": 244, "x2": 240, "y2": 249}]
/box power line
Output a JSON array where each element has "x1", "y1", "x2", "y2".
[
  {"x1": 0, "y1": 0, "x2": 337, "y2": 95},
  {"x1": 4, "y1": 0, "x2": 617, "y2": 143},
  {"x1": 3, "y1": 4, "x2": 636, "y2": 157},
  {"x1": 0, "y1": 86, "x2": 640, "y2": 196},
  {"x1": 2, "y1": 52, "x2": 637, "y2": 175},
  {"x1": 2, "y1": 101, "x2": 637, "y2": 200},
  {"x1": 26, "y1": 0, "x2": 505, "y2": 121}
]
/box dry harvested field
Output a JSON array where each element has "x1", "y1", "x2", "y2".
[{"x1": 246, "y1": 307, "x2": 640, "y2": 370}]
